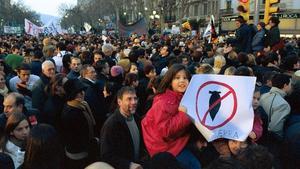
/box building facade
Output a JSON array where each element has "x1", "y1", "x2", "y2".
[{"x1": 219, "y1": 0, "x2": 300, "y2": 35}]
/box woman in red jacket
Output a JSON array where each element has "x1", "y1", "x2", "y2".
[{"x1": 142, "y1": 64, "x2": 201, "y2": 169}]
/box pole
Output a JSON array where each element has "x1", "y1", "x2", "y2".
[{"x1": 254, "y1": 0, "x2": 260, "y2": 25}]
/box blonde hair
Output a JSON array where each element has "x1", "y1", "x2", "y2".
[
  {"x1": 224, "y1": 66, "x2": 237, "y2": 75},
  {"x1": 196, "y1": 63, "x2": 214, "y2": 74},
  {"x1": 247, "y1": 54, "x2": 257, "y2": 66},
  {"x1": 213, "y1": 55, "x2": 226, "y2": 74}
]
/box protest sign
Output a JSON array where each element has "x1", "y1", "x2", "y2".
[{"x1": 180, "y1": 74, "x2": 256, "y2": 142}]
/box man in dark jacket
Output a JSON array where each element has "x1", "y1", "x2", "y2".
[
  {"x1": 80, "y1": 64, "x2": 106, "y2": 136},
  {"x1": 32, "y1": 60, "x2": 55, "y2": 114},
  {"x1": 235, "y1": 17, "x2": 253, "y2": 53},
  {"x1": 61, "y1": 79, "x2": 96, "y2": 169},
  {"x1": 265, "y1": 16, "x2": 281, "y2": 51},
  {"x1": 100, "y1": 86, "x2": 146, "y2": 169}
]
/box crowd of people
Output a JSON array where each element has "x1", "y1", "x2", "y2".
[{"x1": 0, "y1": 16, "x2": 299, "y2": 169}]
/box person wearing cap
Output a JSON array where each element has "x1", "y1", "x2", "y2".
[
  {"x1": 252, "y1": 22, "x2": 266, "y2": 53},
  {"x1": 61, "y1": 78, "x2": 97, "y2": 169}
]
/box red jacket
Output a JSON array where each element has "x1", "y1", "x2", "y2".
[{"x1": 141, "y1": 89, "x2": 191, "y2": 157}]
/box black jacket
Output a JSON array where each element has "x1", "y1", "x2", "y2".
[{"x1": 100, "y1": 109, "x2": 147, "y2": 169}]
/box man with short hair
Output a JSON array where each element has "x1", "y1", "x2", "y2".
[
  {"x1": 32, "y1": 60, "x2": 55, "y2": 113},
  {"x1": 9, "y1": 63, "x2": 40, "y2": 94},
  {"x1": 100, "y1": 86, "x2": 145, "y2": 169},
  {"x1": 0, "y1": 92, "x2": 37, "y2": 137},
  {"x1": 260, "y1": 73, "x2": 292, "y2": 139},
  {"x1": 67, "y1": 57, "x2": 82, "y2": 79}
]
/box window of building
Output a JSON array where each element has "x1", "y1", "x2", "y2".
[
  {"x1": 194, "y1": 4, "x2": 199, "y2": 16},
  {"x1": 226, "y1": 0, "x2": 232, "y2": 9}
]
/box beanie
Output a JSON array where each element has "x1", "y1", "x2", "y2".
[{"x1": 110, "y1": 65, "x2": 124, "y2": 77}]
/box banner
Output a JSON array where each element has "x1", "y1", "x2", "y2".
[
  {"x1": 25, "y1": 19, "x2": 63, "y2": 36},
  {"x1": 180, "y1": 74, "x2": 256, "y2": 142},
  {"x1": 43, "y1": 21, "x2": 61, "y2": 35},
  {"x1": 3, "y1": 26, "x2": 22, "y2": 34},
  {"x1": 24, "y1": 19, "x2": 43, "y2": 36},
  {"x1": 118, "y1": 18, "x2": 147, "y2": 37}
]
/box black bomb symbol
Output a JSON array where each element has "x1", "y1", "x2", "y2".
[{"x1": 209, "y1": 91, "x2": 221, "y2": 121}]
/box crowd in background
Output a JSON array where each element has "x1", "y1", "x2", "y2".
[{"x1": 0, "y1": 16, "x2": 299, "y2": 169}]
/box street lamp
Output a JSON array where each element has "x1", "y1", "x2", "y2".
[
  {"x1": 123, "y1": 12, "x2": 127, "y2": 16},
  {"x1": 145, "y1": 7, "x2": 148, "y2": 11}
]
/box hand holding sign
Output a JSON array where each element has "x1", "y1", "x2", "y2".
[{"x1": 180, "y1": 74, "x2": 256, "y2": 142}]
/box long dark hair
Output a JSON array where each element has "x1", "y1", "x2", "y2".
[
  {"x1": 23, "y1": 124, "x2": 62, "y2": 169},
  {"x1": 0, "y1": 112, "x2": 29, "y2": 153},
  {"x1": 157, "y1": 64, "x2": 190, "y2": 94}
]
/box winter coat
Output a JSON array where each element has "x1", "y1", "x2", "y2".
[{"x1": 141, "y1": 89, "x2": 191, "y2": 157}]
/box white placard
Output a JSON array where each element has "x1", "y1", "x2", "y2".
[
  {"x1": 24, "y1": 19, "x2": 43, "y2": 36},
  {"x1": 180, "y1": 74, "x2": 256, "y2": 142}
]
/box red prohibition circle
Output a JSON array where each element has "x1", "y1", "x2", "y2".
[{"x1": 195, "y1": 81, "x2": 237, "y2": 130}]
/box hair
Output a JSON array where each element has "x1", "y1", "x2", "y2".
[
  {"x1": 196, "y1": 63, "x2": 214, "y2": 74},
  {"x1": 41, "y1": 60, "x2": 54, "y2": 70},
  {"x1": 269, "y1": 16, "x2": 280, "y2": 26},
  {"x1": 247, "y1": 54, "x2": 257, "y2": 66},
  {"x1": 17, "y1": 63, "x2": 31, "y2": 72},
  {"x1": 94, "y1": 60, "x2": 109, "y2": 74},
  {"x1": 205, "y1": 157, "x2": 247, "y2": 169},
  {"x1": 62, "y1": 53, "x2": 73, "y2": 73},
  {"x1": 23, "y1": 124, "x2": 62, "y2": 169},
  {"x1": 262, "y1": 52, "x2": 279, "y2": 67},
  {"x1": 5, "y1": 92, "x2": 25, "y2": 107},
  {"x1": 45, "y1": 73, "x2": 66, "y2": 96},
  {"x1": 272, "y1": 73, "x2": 291, "y2": 89},
  {"x1": 80, "y1": 64, "x2": 93, "y2": 78},
  {"x1": 224, "y1": 66, "x2": 237, "y2": 75},
  {"x1": 214, "y1": 55, "x2": 226, "y2": 69},
  {"x1": 237, "y1": 52, "x2": 249, "y2": 66},
  {"x1": 281, "y1": 54, "x2": 299, "y2": 71},
  {"x1": 70, "y1": 56, "x2": 81, "y2": 64},
  {"x1": 147, "y1": 76, "x2": 163, "y2": 91},
  {"x1": 117, "y1": 86, "x2": 136, "y2": 100},
  {"x1": 56, "y1": 42, "x2": 66, "y2": 51},
  {"x1": 124, "y1": 73, "x2": 138, "y2": 87},
  {"x1": 235, "y1": 66, "x2": 253, "y2": 76},
  {"x1": 236, "y1": 144, "x2": 273, "y2": 169},
  {"x1": 0, "y1": 112, "x2": 29, "y2": 153},
  {"x1": 144, "y1": 64, "x2": 155, "y2": 75},
  {"x1": 262, "y1": 71, "x2": 277, "y2": 85},
  {"x1": 157, "y1": 64, "x2": 190, "y2": 94}
]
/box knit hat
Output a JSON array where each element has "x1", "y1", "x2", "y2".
[
  {"x1": 63, "y1": 79, "x2": 87, "y2": 100},
  {"x1": 110, "y1": 65, "x2": 124, "y2": 77}
]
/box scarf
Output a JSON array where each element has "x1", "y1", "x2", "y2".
[
  {"x1": 67, "y1": 100, "x2": 96, "y2": 140},
  {"x1": 0, "y1": 86, "x2": 8, "y2": 97}
]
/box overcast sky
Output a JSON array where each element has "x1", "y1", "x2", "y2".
[{"x1": 12, "y1": 0, "x2": 77, "y2": 17}]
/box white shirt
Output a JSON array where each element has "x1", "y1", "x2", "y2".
[{"x1": 53, "y1": 50, "x2": 66, "y2": 72}]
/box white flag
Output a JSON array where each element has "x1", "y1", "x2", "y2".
[
  {"x1": 24, "y1": 19, "x2": 43, "y2": 36},
  {"x1": 84, "y1": 22, "x2": 92, "y2": 32}
]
